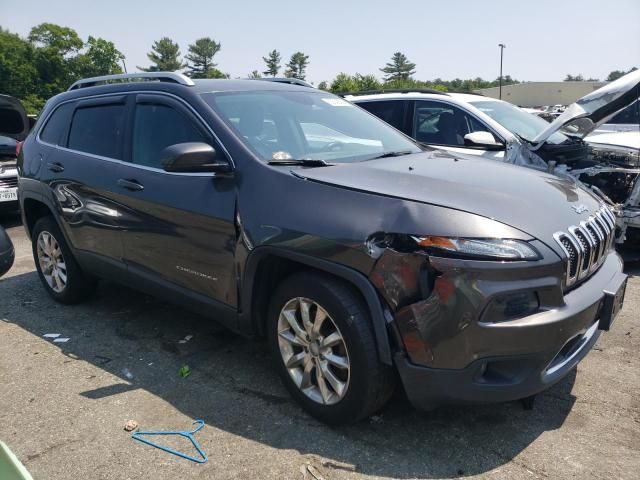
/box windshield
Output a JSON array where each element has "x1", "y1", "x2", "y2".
[
  {"x1": 201, "y1": 91, "x2": 421, "y2": 163},
  {"x1": 470, "y1": 100, "x2": 570, "y2": 144}
]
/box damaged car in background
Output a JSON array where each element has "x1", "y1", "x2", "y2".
[
  {"x1": 348, "y1": 70, "x2": 640, "y2": 246},
  {"x1": 0, "y1": 94, "x2": 29, "y2": 213}
]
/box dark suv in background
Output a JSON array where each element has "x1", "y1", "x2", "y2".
[{"x1": 18, "y1": 73, "x2": 626, "y2": 424}]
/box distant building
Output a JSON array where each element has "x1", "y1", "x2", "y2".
[{"x1": 474, "y1": 81, "x2": 606, "y2": 107}]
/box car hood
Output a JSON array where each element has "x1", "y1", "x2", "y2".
[
  {"x1": 532, "y1": 70, "x2": 640, "y2": 144},
  {"x1": 586, "y1": 130, "x2": 640, "y2": 150},
  {"x1": 0, "y1": 94, "x2": 29, "y2": 142},
  {"x1": 296, "y1": 151, "x2": 603, "y2": 253}
]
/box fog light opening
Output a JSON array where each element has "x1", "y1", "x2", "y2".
[{"x1": 483, "y1": 291, "x2": 540, "y2": 322}]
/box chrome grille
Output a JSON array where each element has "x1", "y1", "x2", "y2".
[
  {"x1": 553, "y1": 205, "x2": 616, "y2": 288},
  {"x1": 0, "y1": 177, "x2": 18, "y2": 188}
]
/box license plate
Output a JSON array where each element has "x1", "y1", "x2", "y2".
[
  {"x1": 0, "y1": 188, "x2": 17, "y2": 202},
  {"x1": 599, "y1": 272, "x2": 627, "y2": 331}
]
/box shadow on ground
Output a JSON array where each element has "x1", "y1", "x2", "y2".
[{"x1": 0, "y1": 264, "x2": 583, "y2": 479}]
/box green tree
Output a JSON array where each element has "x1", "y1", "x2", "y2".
[
  {"x1": 141, "y1": 37, "x2": 184, "y2": 72},
  {"x1": 317, "y1": 81, "x2": 328, "y2": 90},
  {"x1": 380, "y1": 52, "x2": 416, "y2": 82},
  {"x1": 564, "y1": 73, "x2": 585, "y2": 81},
  {"x1": 75, "y1": 36, "x2": 123, "y2": 77},
  {"x1": 284, "y1": 52, "x2": 309, "y2": 80},
  {"x1": 0, "y1": 27, "x2": 38, "y2": 100},
  {"x1": 262, "y1": 49, "x2": 281, "y2": 77},
  {"x1": 185, "y1": 37, "x2": 222, "y2": 78},
  {"x1": 330, "y1": 73, "x2": 358, "y2": 92},
  {"x1": 248, "y1": 70, "x2": 262, "y2": 78},
  {"x1": 607, "y1": 67, "x2": 637, "y2": 81},
  {"x1": 28, "y1": 23, "x2": 83, "y2": 56}
]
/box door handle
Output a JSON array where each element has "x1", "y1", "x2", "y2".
[
  {"x1": 117, "y1": 178, "x2": 145, "y2": 191},
  {"x1": 47, "y1": 162, "x2": 65, "y2": 173}
]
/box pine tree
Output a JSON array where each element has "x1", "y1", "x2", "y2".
[
  {"x1": 284, "y1": 52, "x2": 309, "y2": 80},
  {"x1": 140, "y1": 37, "x2": 184, "y2": 72},
  {"x1": 185, "y1": 37, "x2": 222, "y2": 78},
  {"x1": 380, "y1": 52, "x2": 416, "y2": 82},
  {"x1": 262, "y1": 49, "x2": 281, "y2": 77}
]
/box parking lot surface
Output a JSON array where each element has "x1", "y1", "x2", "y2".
[{"x1": 1, "y1": 212, "x2": 639, "y2": 480}]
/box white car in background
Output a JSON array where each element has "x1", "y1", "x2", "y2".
[{"x1": 347, "y1": 70, "x2": 640, "y2": 245}]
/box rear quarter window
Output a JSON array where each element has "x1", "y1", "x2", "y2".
[
  {"x1": 68, "y1": 104, "x2": 126, "y2": 159},
  {"x1": 39, "y1": 103, "x2": 74, "y2": 145}
]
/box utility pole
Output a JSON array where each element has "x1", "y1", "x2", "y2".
[
  {"x1": 121, "y1": 58, "x2": 128, "y2": 73},
  {"x1": 498, "y1": 43, "x2": 506, "y2": 99}
]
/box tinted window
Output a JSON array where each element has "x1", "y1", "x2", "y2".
[
  {"x1": 68, "y1": 104, "x2": 126, "y2": 159},
  {"x1": 132, "y1": 104, "x2": 206, "y2": 168},
  {"x1": 413, "y1": 100, "x2": 484, "y2": 147},
  {"x1": 39, "y1": 103, "x2": 74, "y2": 145},
  {"x1": 357, "y1": 100, "x2": 406, "y2": 132}
]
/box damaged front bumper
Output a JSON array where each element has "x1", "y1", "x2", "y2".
[{"x1": 370, "y1": 241, "x2": 625, "y2": 409}]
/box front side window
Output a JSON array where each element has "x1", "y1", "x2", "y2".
[
  {"x1": 470, "y1": 100, "x2": 569, "y2": 144},
  {"x1": 201, "y1": 91, "x2": 420, "y2": 163},
  {"x1": 68, "y1": 104, "x2": 126, "y2": 159},
  {"x1": 132, "y1": 104, "x2": 206, "y2": 168},
  {"x1": 413, "y1": 101, "x2": 482, "y2": 147}
]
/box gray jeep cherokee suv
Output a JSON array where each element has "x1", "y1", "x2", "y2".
[{"x1": 18, "y1": 73, "x2": 627, "y2": 424}]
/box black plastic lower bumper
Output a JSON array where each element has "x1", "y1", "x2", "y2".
[{"x1": 395, "y1": 319, "x2": 602, "y2": 410}]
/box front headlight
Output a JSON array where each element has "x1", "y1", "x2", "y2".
[{"x1": 412, "y1": 236, "x2": 540, "y2": 261}]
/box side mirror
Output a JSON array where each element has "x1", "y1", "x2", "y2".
[
  {"x1": 161, "y1": 142, "x2": 232, "y2": 173},
  {"x1": 463, "y1": 131, "x2": 504, "y2": 150}
]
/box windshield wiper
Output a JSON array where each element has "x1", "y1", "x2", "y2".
[
  {"x1": 267, "y1": 158, "x2": 333, "y2": 167},
  {"x1": 368, "y1": 150, "x2": 414, "y2": 160}
]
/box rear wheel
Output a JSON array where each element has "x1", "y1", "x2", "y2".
[
  {"x1": 32, "y1": 216, "x2": 96, "y2": 304},
  {"x1": 268, "y1": 272, "x2": 395, "y2": 424}
]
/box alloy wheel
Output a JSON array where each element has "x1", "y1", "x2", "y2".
[
  {"x1": 277, "y1": 297, "x2": 350, "y2": 405},
  {"x1": 37, "y1": 231, "x2": 67, "y2": 293}
]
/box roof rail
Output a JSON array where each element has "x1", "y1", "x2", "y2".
[
  {"x1": 254, "y1": 77, "x2": 315, "y2": 88},
  {"x1": 68, "y1": 72, "x2": 195, "y2": 91},
  {"x1": 340, "y1": 88, "x2": 449, "y2": 97}
]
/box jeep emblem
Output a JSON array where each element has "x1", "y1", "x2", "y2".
[{"x1": 572, "y1": 204, "x2": 589, "y2": 214}]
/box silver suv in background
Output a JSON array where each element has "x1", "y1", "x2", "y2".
[{"x1": 347, "y1": 71, "x2": 640, "y2": 246}]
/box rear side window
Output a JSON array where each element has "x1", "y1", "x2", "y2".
[
  {"x1": 68, "y1": 104, "x2": 126, "y2": 159},
  {"x1": 39, "y1": 103, "x2": 74, "y2": 145},
  {"x1": 357, "y1": 100, "x2": 407, "y2": 132},
  {"x1": 132, "y1": 104, "x2": 206, "y2": 168}
]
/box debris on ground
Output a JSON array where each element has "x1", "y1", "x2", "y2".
[
  {"x1": 124, "y1": 420, "x2": 138, "y2": 432},
  {"x1": 369, "y1": 415, "x2": 383, "y2": 424},
  {"x1": 130, "y1": 420, "x2": 207, "y2": 463},
  {"x1": 178, "y1": 334, "x2": 193, "y2": 344},
  {"x1": 300, "y1": 463, "x2": 327, "y2": 480},
  {"x1": 179, "y1": 365, "x2": 191, "y2": 378},
  {"x1": 122, "y1": 368, "x2": 134, "y2": 380}
]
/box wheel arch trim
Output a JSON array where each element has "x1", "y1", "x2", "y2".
[{"x1": 240, "y1": 246, "x2": 393, "y2": 365}]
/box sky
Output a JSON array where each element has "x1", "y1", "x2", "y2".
[{"x1": 2, "y1": 0, "x2": 639, "y2": 85}]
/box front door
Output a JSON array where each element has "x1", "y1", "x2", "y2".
[
  {"x1": 115, "y1": 93, "x2": 237, "y2": 306},
  {"x1": 412, "y1": 100, "x2": 505, "y2": 161}
]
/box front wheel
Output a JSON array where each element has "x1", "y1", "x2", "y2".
[{"x1": 268, "y1": 272, "x2": 395, "y2": 424}]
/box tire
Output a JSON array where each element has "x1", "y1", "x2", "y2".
[
  {"x1": 267, "y1": 271, "x2": 395, "y2": 424},
  {"x1": 31, "y1": 216, "x2": 96, "y2": 304}
]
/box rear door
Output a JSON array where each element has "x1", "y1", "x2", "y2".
[
  {"x1": 355, "y1": 100, "x2": 412, "y2": 135},
  {"x1": 37, "y1": 95, "x2": 129, "y2": 273},
  {"x1": 115, "y1": 93, "x2": 237, "y2": 306}
]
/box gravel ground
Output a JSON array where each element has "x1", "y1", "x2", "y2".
[{"x1": 1, "y1": 211, "x2": 639, "y2": 480}]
